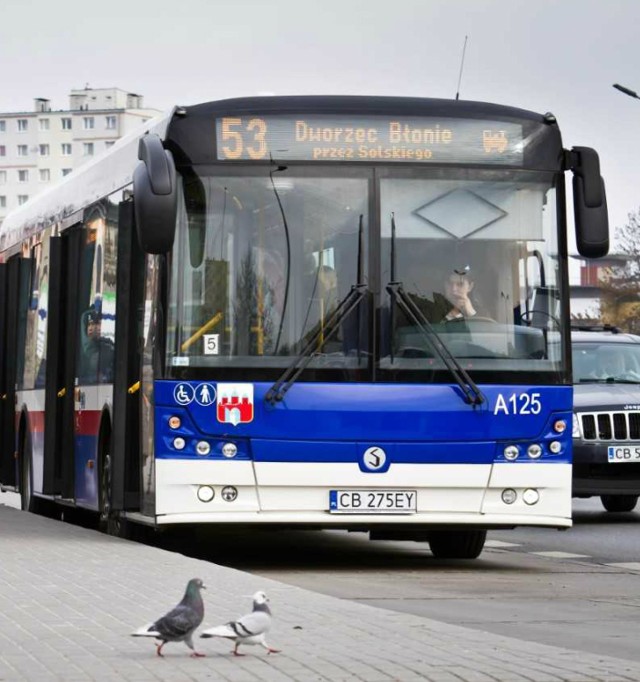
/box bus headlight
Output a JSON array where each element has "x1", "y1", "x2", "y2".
[
  {"x1": 197, "y1": 486, "x2": 215, "y2": 502},
  {"x1": 168, "y1": 416, "x2": 181, "y2": 429},
  {"x1": 196, "y1": 441, "x2": 211, "y2": 456},
  {"x1": 504, "y1": 445, "x2": 519, "y2": 460},
  {"x1": 173, "y1": 437, "x2": 186, "y2": 450},
  {"x1": 502, "y1": 489, "x2": 517, "y2": 504},
  {"x1": 553, "y1": 419, "x2": 567, "y2": 433},
  {"x1": 523, "y1": 488, "x2": 540, "y2": 505},
  {"x1": 549, "y1": 440, "x2": 562, "y2": 454},
  {"x1": 221, "y1": 443, "x2": 238, "y2": 458},
  {"x1": 527, "y1": 444, "x2": 542, "y2": 459}
]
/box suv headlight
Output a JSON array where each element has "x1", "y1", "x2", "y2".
[{"x1": 572, "y1": 413, "x2": 581, "y2": 438}]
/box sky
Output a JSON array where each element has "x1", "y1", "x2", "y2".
[{"x1": 1, "y1": 0, "x2": 639, "y2": 247}]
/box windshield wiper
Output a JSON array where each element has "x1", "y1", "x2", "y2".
[
  {"x1": 387, "y1": 214, "x2": 484, "y2": 407},
  {"x1": 387, "y1": 281, "x2": 484, "y2": 406},
  {"x1": 265, "y1": 217, "x2": 367, "y2": 405}
]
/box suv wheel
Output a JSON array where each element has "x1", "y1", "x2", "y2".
[{"x1": 600, "y1": 495, "x2": 639, "y2": 512}]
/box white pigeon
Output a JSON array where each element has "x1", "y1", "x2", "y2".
[
  {"x1": 131, "y1": 577, "x2": 206, "y2": 657},
  {"x1": 200, "y1": 590, "x2": 280, "y2": 656}
]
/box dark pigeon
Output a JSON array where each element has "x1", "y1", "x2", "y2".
[
  {"x1": 132, "y1": 578, "x2": 206, "y2": 657},
  {"x1": 200, "y1": 590, "x2": 280, "y2": 656}
]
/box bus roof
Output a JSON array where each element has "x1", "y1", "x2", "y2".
[{"x1": 177, "y1": 95, "x2": 554, "y2": 122}]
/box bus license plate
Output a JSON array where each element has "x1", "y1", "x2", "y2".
[
  {"x1": 608, "y1": 445, "x2": 640, "y2": 463},
  {"x1": 329, "y1": 490, "x2": 417, "y2": 514}
]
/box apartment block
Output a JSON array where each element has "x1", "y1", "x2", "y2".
[{"x1": 0, "y1": 87, "x2": 161, "y2": 225}]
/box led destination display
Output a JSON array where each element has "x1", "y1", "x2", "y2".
[{"x1": 215, "y1": 115, "x2": 524, "y2": 165}]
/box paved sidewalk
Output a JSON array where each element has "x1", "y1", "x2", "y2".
[{"x1": 1, "y1": 500, "x2": 640, "y2": 682}]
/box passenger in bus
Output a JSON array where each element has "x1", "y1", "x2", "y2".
[
  {"x1": 441, "y1": 268, "x2": 481, "y2": 320},
  {"x1": 408, "y1": 267, "x2": 485, "y2": 324},
  {"x1": 79, "y1": 306, "x2": 115, "y2": 383}
]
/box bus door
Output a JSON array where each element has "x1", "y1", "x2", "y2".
[
  {"x1": 111, "y1": 197, "x2": 144, "y2": 512},
  {"x1": 48, "y1": 227, "x2": 83, "y2": 500},
  {"x1": 73, "y1": 210, "x2": 110, "y2": 509},
  {"x1": 41, "y1": 236, "x2": 73, "y2": 495},
  {"x1": 0, "y1": 256, "x2": 31, "y2": 489}
]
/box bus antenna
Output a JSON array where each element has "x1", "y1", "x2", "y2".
[{"x1": 455, "y1": 35, "x2": 469, "y2": 101}]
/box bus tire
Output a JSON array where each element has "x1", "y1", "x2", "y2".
[
  {"x1": 428, "y1": 530, "x2": 487, "y2": 559},
  {"x1": 99, "y1": 442, "x2": 131, "y2": 538},
  {"x1": 600, "y1": 495, "x2": 638, "y2": 513},
  {"x1": 20, "y1": 429, "x2": 38, "y2": 514}
]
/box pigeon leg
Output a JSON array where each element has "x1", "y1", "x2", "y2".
[
  {"x1": 186, "y1": 636, "x2": 205, "y2": 657},
  {"x1": 156, "y1": 642, "x2": 165, "y2": 657},
  {"x1": 232, "y1": 643, "x2": 245, "y2": 657},
  {"x1": 261, "y1": 641, "x2": 281, "y2": 655}
]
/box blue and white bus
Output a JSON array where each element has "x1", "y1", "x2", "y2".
[{"x1": 0, "y1": 96, "x2": 608, "y2": 558}]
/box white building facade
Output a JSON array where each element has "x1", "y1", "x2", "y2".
[{"x1": 0, "y1": 87, "x2": 161, "y2": 225}]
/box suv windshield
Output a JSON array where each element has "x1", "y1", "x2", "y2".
[{"x1": 573, "y1": 341, "x2": 640, "y2": 383}]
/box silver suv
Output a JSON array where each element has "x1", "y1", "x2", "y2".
[{"x1": 572, "y1": 327, "x2": 640, "y2": 512}]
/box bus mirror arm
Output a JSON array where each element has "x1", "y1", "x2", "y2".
[
  {"x1": 133, "y1": 134, "x2": 178, "y2": 254},
  {"x1": 567, "y1": 147, "x2": 609, "y2": 259}
]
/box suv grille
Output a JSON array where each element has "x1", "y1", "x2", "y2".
[{"x1": 579, "y1": 412, "x2": 640, "y2": 441}]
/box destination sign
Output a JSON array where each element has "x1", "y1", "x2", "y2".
[{"x1": 215, "y1": 115, "x2": 523, "y2": 165}]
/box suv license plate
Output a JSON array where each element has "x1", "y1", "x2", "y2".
[
  {"x1": 608, "y1": 446, "x2": 640, "y2": 463},
  {"x1": 329, "y1": 490, "x2": 417, "y2": 514}
]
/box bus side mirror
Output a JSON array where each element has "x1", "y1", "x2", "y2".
[
  {"x1": 133, "y1": 134, "x2": 178, "y2": 254},
  {"x1": 570, "y1": 146, "x2": 609, "y2": 258}
]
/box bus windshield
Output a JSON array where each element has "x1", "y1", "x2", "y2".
[{"x1": 166, "y1": 166, "x2": 565, "y2": 383}]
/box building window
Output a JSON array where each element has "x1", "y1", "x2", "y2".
[
  {"x1": 0, "y1": 120, "x2": 5, "y2": 132},
  {"x1": 83, "y1": 142, "x2": 94, "y2": 156},
  {"x1": 17, "y1": 145, "x2": 28, "y2": 157},
  {"x1": 18, "y1": 170, "x2": 29, "y2": 183},
  {"x1": 18, "y1": 195, "x2": 29, "y2": 205},
  {"x1": 0, "y1": 171, "x2": 6, "y2": 184},
  {"x1": 83, "y1": 117, "x2": 95, "y2": 130},
  {"x1": 39, "y1": 144, "x2": 50, "y2": 156},
  {"x1": 17, "y1": 119, "x2": 28, "y2": 132},
  {"x1": 39, "y1": 169, "x2": 50, "y2": 182},
  {"x1": 0, "y1": 196, "x2": 5, "y2": 208},
  {"x1": 61, "y1": 118, "x2": 72, "y2": 130},
  {"x1": 105, "y1": 140, "x2": 115, "y2": 149},
  {"x1": 39, "y1": 119, "x2": 50, "y2": 131},
  {"x1": 62, "y1": 143, "x2": 72, "y2": 156},
  {"x1": 0, "y1": 145, "x2": 5, "y2": 156},
  {"x1": 105, "y1": 116, "x2": 117, "y2": 130},
  {"x1": 62, "y1": 168, "x2": 72, "y2": 177}
]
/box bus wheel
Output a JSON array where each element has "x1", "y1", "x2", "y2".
[
  {"x1": 99, "y1": 450, "x2": 129, "y2": 537},
  {"x1": 428, "y1": 530, "x2": 487, "y2": 559},
  {"x1": 20, "y1": 431, "x2": 37, "y2": 513},
  {"x1": 601, "y1": 495, "x2": 638, "y2": 513}
]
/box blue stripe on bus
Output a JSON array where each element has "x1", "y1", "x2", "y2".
[{"x1": 154, "y1": 380, "x2": 572, "y2": 443}]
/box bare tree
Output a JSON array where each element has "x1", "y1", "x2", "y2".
[{"x1": 600, "y1": 209, "x2": 640, "y2": 332}]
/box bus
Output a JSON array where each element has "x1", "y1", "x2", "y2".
[{"x1": 0, "y1": 96, "x2": 608, "y2": 559}]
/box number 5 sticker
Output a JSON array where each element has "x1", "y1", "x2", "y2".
[{"x1": 204, "y1": 334, "x2": 219, "y2": 355}]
